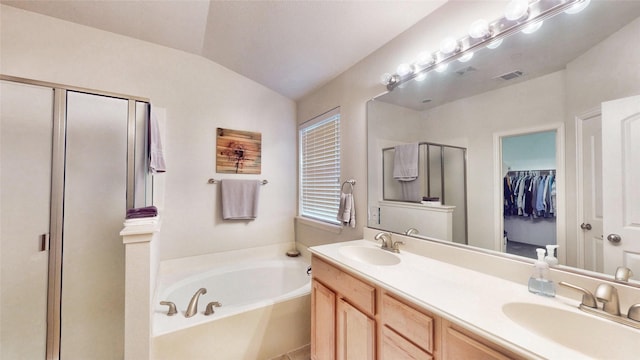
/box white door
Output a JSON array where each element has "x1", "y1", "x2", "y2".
[
  {"x1": 580, "y1": 112, "x2": 604, "y2": 272},
  {"x1": 602, "y1": 95, "x2": 640, "y2": 275},
  {"x1": 0, "y1": 80, "x2": 53, "y2": 359}
]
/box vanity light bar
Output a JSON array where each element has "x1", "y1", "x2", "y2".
[{"x1": 383, "y1": 0, "x2": 589, "y2": 91}]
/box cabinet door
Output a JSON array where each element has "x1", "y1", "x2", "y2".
[
  {"x1": 336, "y1": 298, "x2": 375, "y2": 360},
  {"x1": 312, "y1": 280, "x2": 336, "y2": 360}
]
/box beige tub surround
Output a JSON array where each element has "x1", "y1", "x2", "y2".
[{"x1": 309, "y1": 235, "x2": 640, "y2": 359}]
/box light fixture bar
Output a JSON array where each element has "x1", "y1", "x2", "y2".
[{"x1": 385, "y1": 0, "x2": 587, "y2": 91}]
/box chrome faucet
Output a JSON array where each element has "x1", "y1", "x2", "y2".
[
  {"x1": 374, "y1": 231, "x2": 404, "y2": 253},
  {"x1": 595, "y1": 283, "x2": 621, "y2": 316},
  {"x1": 615, "y1": 266, "x2": 634, "y2": 282},
  {"x1": 561, "y1": 281, "x2": 640, "y2": 329},
  {"x1": 374, "y1": 232, "x2": 391, "y2": 250},
  {"x1": 405, "y1": 228, "x2": 419, "y2": 236},
  {"x1": 559, "y1": 282, "x2": 597, "y2": 308},
  {"x1": 185, "y1": 288, "x2": 207, "y2": 317}
]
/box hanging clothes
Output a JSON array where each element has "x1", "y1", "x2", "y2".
[{"x1": 504, "y1": 170, "x2": 556, "y2": 219}]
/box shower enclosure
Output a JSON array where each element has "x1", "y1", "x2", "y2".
[{"x1": 0, "y1": 76, "x2": 150, "y2": 359}]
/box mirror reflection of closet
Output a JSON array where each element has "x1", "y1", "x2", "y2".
[{"x1": 502, "y1": 130, "x2": 557, "y2": 260}]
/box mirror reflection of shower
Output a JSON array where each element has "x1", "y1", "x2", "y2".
[
  {"x1": 382, "y1": 142, "x2": 468, "y2": 245},
  {"x1": 501, "y1": 131, "x2": 557, "y2": 259}
]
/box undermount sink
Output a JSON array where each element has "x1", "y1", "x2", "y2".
[
  {"x1": 502, "y1": 302, "x2": 640, "y2": 359},
  {"x1": 338, "y1": 245, "x2": 401, "y2": 266}
]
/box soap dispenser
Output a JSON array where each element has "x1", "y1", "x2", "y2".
[
  {"x1": 528, "y1": 248, "x2": 556, "y2": 297},
  {"x1": 545, "y1": 245, "x2": 559, "y2": 266}
]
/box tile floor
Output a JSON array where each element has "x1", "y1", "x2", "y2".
[{"x1": 269, "y1": 344, "x2": 310, "y2": 360}]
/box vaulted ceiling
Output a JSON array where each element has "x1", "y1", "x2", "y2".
[{"x1": 2, "y1": 0, "x2": 447, "y2": 99}]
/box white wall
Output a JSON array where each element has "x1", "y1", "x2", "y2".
[{"x1": 0, "y1": 5, "x2": 297, "y2": 260}]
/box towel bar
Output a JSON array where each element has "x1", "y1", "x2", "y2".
[{"x1": 208, "y1": 178, "x2": 268, "y2": 185}]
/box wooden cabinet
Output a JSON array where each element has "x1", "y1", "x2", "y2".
[
  {"x1": 336, "y1": 298, "x2": 375, "y2": 360},
  {"x1": 311, "y1": 280, "x2": 335, "y2": 360},
  {"x1": 441, "y1": 320, "x2": 525, "y2": 360},
  {"x1": 311, "y1": 255, "x2": 523, "y2": 360},
  {"x1": 311, "y1": 256, "x2": 376, "y2": 360},
  {"x1": 380, "y1": 292, "x2": 437, "y2": 359},
  {"x1": 381, "y1": 326, "x2": 433, "y2": 360}
]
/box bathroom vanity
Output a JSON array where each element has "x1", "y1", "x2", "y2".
[
  {"x1": 309, "y1": 237, "x2": 640, "y2": 359},
  {"x1": 311, "y1": 255, "x2": 522, "y2": 359}
]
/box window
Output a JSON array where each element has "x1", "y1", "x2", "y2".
[{"x1": 299, "y1": 108, "x2": 341, "y2": 224}]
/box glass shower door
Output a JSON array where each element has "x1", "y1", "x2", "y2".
[
  {"x1": 0, "y1": 80, "x2": 53, "y2": 359},
  {"x1": 60, "y1": 91, "x2": 129, "y2": 359}
]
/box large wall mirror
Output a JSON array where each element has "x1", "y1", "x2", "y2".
[{"x1": 367, "y1": 0, "x2": 640, "y2": 285}]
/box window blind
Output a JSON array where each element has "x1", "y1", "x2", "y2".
[{"x1": 299, "y1": 109, "x2": 341, "y2": 224}]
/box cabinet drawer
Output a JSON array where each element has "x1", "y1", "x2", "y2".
[
  {"x1": 381, "y1": 326, "x2": 432, "y2": 360},
  {"x1": 312, "y1": 256, "x2": 376, "y2": 316},
  {"x1": 381, "y1": 293, "x2": 434, "y2": 353},
  {"x1": 442, "y1": 320, "x2": 525, "y2": 360}
]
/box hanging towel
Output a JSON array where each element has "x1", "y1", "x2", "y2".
[
  {"x1": 149, "y1": 105, "x2": 167, "y2": 174},
  {"x1": 337, "y1": 192, "x2": 356, "y2": 228},
  {"x1": 393, "y1": 143, "x2": 419, "y2": 181},
  {"x1": 221, "y1": 179, "x2": 261, "y2": 220}
]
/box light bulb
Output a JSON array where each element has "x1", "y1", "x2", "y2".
[
  {"x1": 415, "y1": 72, "x2": 428, "y2": 82},
  {"x1": 458, "y1": 52, "x2": 474, "y2": 63},
  {"x1": 435, "y1": 63, "x2": 448, "y2": 73},
  {"x1": 504, "y1": 0, "x2": 529, "y2": 21},
  {"x1": 380, "y1": 73, "x2": 393, "y2": 85},
  {"x1": 415, "y1": 51, "x2": 434, "y2": 67},
  {"x1": 440, "y1": 37, "x2": 459, "y2": 55},
  {"x1": 565, "y1": 0, "x2": 590, "y2": 15},
  {"x1": 468, "y1": 19, "x2": 490, "y2": 39},
  {"x1": 396, "y1": 63, "x2": 413, "y2": 77},
  {"x1": 486, "y1": 38, "x2": 503, "y2": 49},
  {"x1": 522, "y1": 20, "x2": 543, "y2": 34}
]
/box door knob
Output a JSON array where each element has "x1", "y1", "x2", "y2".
[
  {"x1": 607, "y1": 233, "x2": 622, "y2": 244},
  {"x1": 580, "y1": 223, "x2": 592, "y2": 230}
]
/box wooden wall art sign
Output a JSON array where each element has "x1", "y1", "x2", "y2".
[{"x1": 216, "y1": 128, "x2": 262, "y2": 174}]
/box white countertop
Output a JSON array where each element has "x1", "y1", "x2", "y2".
[{"x1": 309, "y1": 239, "x2": 640, "y2": 359}]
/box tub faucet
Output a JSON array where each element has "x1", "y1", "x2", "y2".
[
  {"x1": 185, "y1": 288, "x2": 207, "y2": 318},
  {"x1": 595, "y1": 283, "x2": 620, "y2": 316}
]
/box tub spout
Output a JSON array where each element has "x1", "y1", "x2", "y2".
[{"x1": 185, "y1": 288, "x2": 207, "y2": 317}]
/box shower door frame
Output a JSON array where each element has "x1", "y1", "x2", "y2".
[{"x1": 0, "y1": 74, "x2": 150, "y2": 360}]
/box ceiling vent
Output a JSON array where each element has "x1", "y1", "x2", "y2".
[{"x1": 495, "y1": 70, "x2": 524, "y2": 81}]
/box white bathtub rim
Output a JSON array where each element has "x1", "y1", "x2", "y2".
[{"x1": 153, "y1": 256, "x2": 310, "y2": 337}]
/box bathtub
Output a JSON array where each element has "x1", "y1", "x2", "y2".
[{"x1": 151, "y1": 246, "x2": 311, "y2": 360}]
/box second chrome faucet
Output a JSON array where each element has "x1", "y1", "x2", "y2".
[
  {"x1": 374, "y1": 231, "x2": 404, "y2": 253},
  {"x1": 560, "y1": 281, "x2": 640, "y2": 329}
]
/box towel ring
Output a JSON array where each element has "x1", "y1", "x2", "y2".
[{"x1": 341, "y1": 179, "x2": 356, "y2": 194}]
